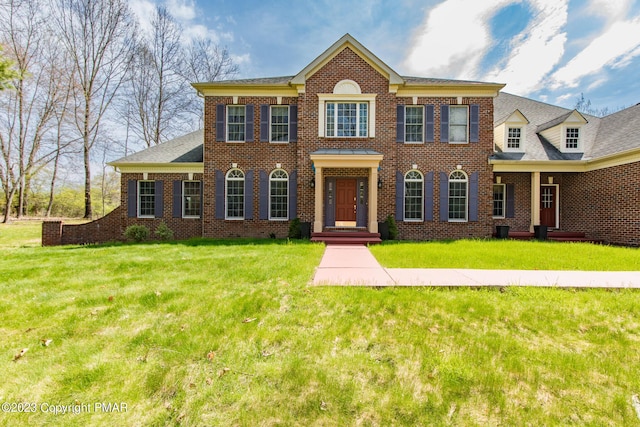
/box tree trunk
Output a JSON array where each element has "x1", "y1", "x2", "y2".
[
  {"x1": 2, "y1": 188, "x2": 16, "y2": 223},
  {"x1": 84, "y1": 142, "x2": 92, "y2": 219}
]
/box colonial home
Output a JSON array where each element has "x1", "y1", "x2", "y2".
[{"x1": 42, "y1": 34, "x2": 640, "y2": 246}]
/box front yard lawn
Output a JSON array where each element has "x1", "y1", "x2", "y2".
[{"x1": 1, "y1": 224, "x2": 640, "y2": 425}]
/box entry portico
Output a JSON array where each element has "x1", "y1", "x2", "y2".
[{"x1": 310, "y1": 149, "x2": 384, "y2": 233}]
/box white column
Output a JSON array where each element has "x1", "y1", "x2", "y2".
[
  {"x1": 530, "y1": 171, "x2": 540, "y2": 232},
  {"x1": 368, "y1": 167, "x2": 378, "y2": 233},
  {"x1": 313, "y1": 167, "x2": 323, "y2": 233}
]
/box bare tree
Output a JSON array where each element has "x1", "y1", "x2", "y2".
[
  {"x1": 52, "y1": 0, "x2": 135, "y2": 218},
  {"x1": 126, "y1": 6, "x2": 190, "y2": 147}
]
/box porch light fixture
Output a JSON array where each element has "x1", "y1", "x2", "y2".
[
  {"x1": 310, "y1": 178, "x2": 315, "y2": 188},
  {"x1": 276, "y1": 163, "x2": 281, "y2": 169},
  {"x1": 548, "y1": 176, "x2": 553, "y2": 184},
  {"x1": 456, "y1": 164, "x2": 462, "y2": 170},
  {"x1": 496, "y1": 176, "x2": 501, "y2": 184},
  {"x1": 232, "y1": 162, "x2": 238, "y2": 168},
  {"x1": 412, "y1": 164, "x2": 418, "y2": 170},
  {"x1": 377, "y1": 177, "x2": 383, "y2": 189}
]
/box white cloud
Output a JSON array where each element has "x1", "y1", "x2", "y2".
[
  {"x1": 129, "y1": 0, "x2": 156, "y2": 36},
  {"x1": 165, "y1": 0, "x2": 196, "y2": 21},
  {"x1": 483, "y1": 0, "x2": 569, "y2": 95},
  {"x1": 404, "y1": 0, "x2": 514, "y2": 78},
  {"x1": 551, "y1": 16, "x2": 640, "y2": 88},
  {"x1": 586, "y1": 0, "x2": 631, "y2": 23}
]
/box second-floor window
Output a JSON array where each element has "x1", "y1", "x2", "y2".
[
  {"x1": 449, "y1": 106, "x2": 468, "y2": 143},
  {"x1": 507, "y1": 127, "x2": 521, "y2": 150},
  {"x1": 326, "y1": 102, "x2": 368, "y2": 137},
  {"x1": 565, "y1": 127, "x2": 579, "y2": 149},
  {"x1": 227, "y1": 106, "x2": 246, "y2": 142},
  {"x1": 405, "y1": 106, "x2": 424, "y2": 143},
  {"x1": 271, "y1": 106, "x2": 289, "y2": 142}
]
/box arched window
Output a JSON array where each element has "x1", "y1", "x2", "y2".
[
  {"x1": 448, "y1": 170, "x2": 468, "y2": 221},
  {"x1": 404, "y1": 170, "x2": 423, "y2": 221},
  {"x1": 226, "y1": 169, "x2": 244, "y2": 219},
  {"x1": 269, "y1": 169, "x2": 288, "y2": 220}
]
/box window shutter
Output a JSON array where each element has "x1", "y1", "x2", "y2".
[
  {"x1": 470, "y1": 104, "x2": 479, "y2": 143},
  {"x1": 199, "y1": 181, "x2": 203, "y2": 218},
  {"x1": 215, "y1": 170, "x2": 224, "y2": 219},
  {"x1": 154, "y1": 180, "x2": 164, "y2": 218},
  {"x1": 245, "y1": 170, "x2": 254, "y2": 219},
  {"x1": 395, "y1": 171, "x2": 404, "y2": 220},
  {"x1": 172, "y1": 180, "x2": 182, "y2": 218},
  {"x1": 260, "y1": 105, "x2": 269, "y2": 142},
  {"x1": 245, "y1": 105, "x2": 254, "y2": 142},
  {"x1": 469, "y1": 172, "x2": 478, "y2": 222},
  {"x1": 439, "y1": 172, "x2": 448, "y2": 221},
  {"x1": 289, "y1": 170, "x2": 297, "y2": 219},
  {"x1": 396, "y1": 105, "x2": 405, "y2": 143},
  {"x1": 506, "y1": 183, "x2": 515, "y2": 218},
  {"x1": 425, "y1": 105, "x2": 434, "y2": 143},
  {"x1": 259, "y1": 170, "x2": 268, "y2": 219},
  {"x1": 289, "y1": 105, "x2": 298, "y2": 142},
  {"x1": 127, "y1": 180, "x2": 137, "y2": 218},
  {"x1": 216, "y1": 104, "x2": 225, "y2": 142},
  {"x1": 425, "y1": 171, "x2": 434, "y2": 221},
  {"x1": 440, "y1": 105, "x2": 449, "y2": 142}
]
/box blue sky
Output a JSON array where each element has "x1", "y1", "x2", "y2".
[{"x1": 131, "y1": 0, "x2": 640, "y2": 112}]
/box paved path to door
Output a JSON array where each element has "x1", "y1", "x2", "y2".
[{"x1": 312, "y1": 245, "x2": 640, "y2": 288}]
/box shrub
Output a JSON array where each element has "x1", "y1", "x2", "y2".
[
  {"x1": 386, "y1": 214, "x2": 398, "y2": 240},
  {"x1": 124, "y1": 225, "x2": 150, "y2": 242},
  {"x1": 154, "y1": 222, "x2": 174, "y2": 241},
  {"x1": 288, "y1": 218, "x2": 301, "y2": 239}
]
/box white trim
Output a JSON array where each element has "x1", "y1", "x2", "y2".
[
  {"x1": 449, "y1": 105, "x2": 469, "y2": 144},
  {"x1": 268, "y1": 169, "x2": 289, "y2": 221},
  {"x1": 225, "y1": 168, "x2": 245, "y2": 220},
  {"x1": 226, "y1": 105, "x2": 246, "y2": 143},
  {"x1": 403, "y1": 170, "x2": 424, "y2": 222},
  {"x1": 562, "y1": 125, "x2": 582, "y2": 152},
  {"x1": 317, "y1": 94, "x2": 376, "y2": 138},
  {"x1": 492, "y1": 183, "x2": 506, "y2": 219},
  {"x1": 137, "y1": 180, "x2": 155, "y2": 218},
  {"x1": 448, "y1": 170, "x2": 468, "y2": 222},
  {"x1": 504, "y1": 126, "x2": 524, "y2": 152},
  {"x1": 404, "y1": 105, "x2": 425, "y2": 144},
  {"x1": 269, "y1": 105, "x2": 290, "y2": 144},
  {"x1": 182, "y1": 180, "x2": 201, "y2": 219}
]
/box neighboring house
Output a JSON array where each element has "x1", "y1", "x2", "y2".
[{"x1": 42, "y1": 34, "x2": 640, "y2": 246}]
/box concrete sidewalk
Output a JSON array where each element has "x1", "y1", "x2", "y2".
[{"x1": 312, "y1": 245, "x2": 640, "y2": 288}]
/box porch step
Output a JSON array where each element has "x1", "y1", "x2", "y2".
[{"x1": 311, "y1": 231, "x2": 382, "y2": 246}]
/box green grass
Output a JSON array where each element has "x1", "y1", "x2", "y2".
[
  {"x1": 1, "y1": 223, "x2": 640, "y2": 425},
  {"x1": 371, "y1": 239, "x2": 640, "y2": 271}
]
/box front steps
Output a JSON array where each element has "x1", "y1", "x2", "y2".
[{"x1": 311, "y1": 231, "x2": 382, "y2": 245}]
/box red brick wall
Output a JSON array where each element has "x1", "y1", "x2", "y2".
[{"x1": 493, "y1": 172, "x2": 531, "y2": 231}]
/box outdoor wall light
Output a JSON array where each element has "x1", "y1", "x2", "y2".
[
  {"x1": 496, "y1": 176, "x2": 501, "y2": 184},
  {"x1": 377, "y1": 178, "x2": 383, "y2": 189},
  {"x1": 412, "y1": 164, "x2": 418, "y2": 170},
  {"x1": 310, "y1": 178, "x2": 315, "y2": 188},
  {"x1": 232, "y1": 162, "x2": 238, "y2": 168},
  {"x1": 276, "y1": 163, "x2": 281, "y2": 169}
]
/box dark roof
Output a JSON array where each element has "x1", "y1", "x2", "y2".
[
  {"x1": 110, "y1": 129, "x2": 203, "y2": 165},
  {"x1": 591, "y1": 103, "x2": 640, "y2": 158},
  {"x1": 311, "y1": 149, "x2": 382, "y2": 156}
]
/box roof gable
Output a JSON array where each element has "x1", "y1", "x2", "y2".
[
  {"x1": 290, "y1": 33, "x2": 403, "y2": 86},
  {"x1": 536, "y1": 110, "x2": 588, "y2": 133}
]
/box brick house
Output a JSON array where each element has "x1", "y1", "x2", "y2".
[{"x1": 43, "y1": 34, "x2": 640, "y2": 246}]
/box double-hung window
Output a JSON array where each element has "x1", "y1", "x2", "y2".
[
  {"x1": 227, "y1": 106, "x2": 246, "y2": 142},
  {"x1": 507, "y1": 127, "x2": 521, "y2": 150},
  {"x1": 405, "y1": 106, "x2": 424, "y2": 143},
  {"x1": 404, "y1": 170, "x2": 424, "y2": 221},
  {"x1": 493, "y1": 184, "x2": 505, "y2": 218},
  {"x1": 183, "y1": 181, "x2": 201, "y2": 218},
  {"x1": 269, "y1": 169, "x2": 288, "y2": 220},
  {"x1": 226, "y1": 169, "x2": 244, "y2": 219},
  {"x1": 138, "y1": 181, "x2": 155, "y2": 218},
  {"x1": 448, "y1": 171, "x2": 468, "y2": 221},
  {"x1": 270, "y1": 106, "x2": 289, "y2": 142},
  {"x1": 449, "y1": 106, "x2": 468, "y2": 143},
  {"x1": 565, "y1": 127, "x2": 579, "y2": 150},
  {"x1": 326, "y1": 102, "x2": 368, "y2": 137}
]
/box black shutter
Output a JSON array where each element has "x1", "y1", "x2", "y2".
[
  {"x1": 424, "y1": 171, "x2": 434, "y2": 221},
  {"x1": 425, "y1": 105, "x2": 434, "y2": 142},
  {"x1": 395, "y1": 170, "x2": 404, "y2": 220},
  {"x1": 245, "y1": 170, "x2": 254, "y2": 219},
  {"x1": 469, "y1": 172, "x2": 478, "y2": 222},
  {"x1": 216, "y1": 104, "x2": 225, "y2": 142},
  {"x1": 439, "y1": 172, "x2": 448, "y2": 221},
  {"x1": 172, "y1": 180, "x2": 182, "y2": 218},
  {"x1": 470, "y1": 104, "x2": 479, "y2": 143},
  {"x1": 127, "y1": 180, "x2": 137, "y2": 218},
  {"x1": 289, "y1": 105, "x2": 298, "y2": 142},
  {"x1": 154, "y1": 180, "x2": 164, "y2": 218},
  {"x1": 506, "y1": 183, "x2": 515, "y2": 218},
  {"x1": 245, "y1": 105, "x2": 254, "y2": 142},
  {"x1": 396, "y1": 105, "x2": 405, "y2": 143},
  {"x1": 260, "y1": 105, "x2": 269, "y2": 142},
  {"x1": 215, "y1": 170, "x2": 224, "y2": 219},
  {"x1": 289, "y1": 170, "x2": 297, "y2": 219},
  {"x1": 440, "y1": 105, "x2": 449, "y2": 143},
  {"x1": 259, "y1": 170, "x2": 269, "y2": 220}
]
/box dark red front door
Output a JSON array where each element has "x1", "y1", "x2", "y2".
[
  {"x1": 336, "y1": 179, "x2": 356, "y2": 222},
  {"x1": 540, "y1": 186, "x2": 556, "y2": 228}
]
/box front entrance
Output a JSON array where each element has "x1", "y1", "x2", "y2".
[
  {"x1": 540, "y1": 185, "x2": 558, "y2": 228},
  {"x1": 335, "y1": 178, "x2": 357, "y2": 226}
]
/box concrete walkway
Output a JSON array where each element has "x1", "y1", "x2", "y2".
[{"x1": 312, "y1": 245, "x2": 640, "y2": 288}]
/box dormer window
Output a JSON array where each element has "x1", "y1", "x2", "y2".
[
  {"x1": 507, "y1": 127, "x2": 522, "y2": 150},
  {"x1": 565, "y1": 127, "x2": 580, "y2": 150}
]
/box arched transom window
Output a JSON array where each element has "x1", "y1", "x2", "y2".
[
  {"x1": 226, "y1": 169, "x2": 244, "y2": 219},
  {"x1": 448, "y1": 170, "x2": 468, "y2": 221},
  {"x1": 269, "y1": 169, "x2": 288, "y2": 220},
  {"x1": 404, "y1": 170, "x2": 423, "y2": 221}
]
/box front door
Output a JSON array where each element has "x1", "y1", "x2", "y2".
[
  {"x1": 335, "y1": 179, "x2": 357, "y2": 226},
  {"x1": 540, "y1": 185, "x2": 557, "y2": 228}
]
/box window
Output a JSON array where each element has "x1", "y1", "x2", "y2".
[
  {"x1": 269, "y1": 169, "x2": 288, "y2": 220},
  {"x1": 507, "y1": 127, "x2": 521, "y2": 150},
  {"x1": 183, "y1": 181, "x2": 201, "y2": 218},
  {"x1": 565, "y1": 127, "x2": 579, "y2": 149},
  {"x1": 493, "y1": 184, "x2": 505, "y2": 218},
  {"x1": 326, "y1": 102, "x2": 368, "y2": 137},
  {"x1": 448, "y1": 171, "x2": 468, "y2": 221},
  {"x1": 138, "y1": 181, "x2": 155, "y2": 217},
  {"x1": 226, "y1": 169, "x2": 244, "y2": 219},
  {"x1": 271, "y1": 106, "x2": 289, "y2": 142},
  {"x1": 450, "y1": 106, "x2": 468, "y2": 143},
  {"x1": 227, "y1": 106, "x2": 245, "y2": 142},
  {"x1": 405, "y1": 106, "x2": 424, "y2": 143},
  {"x1": 404, "y1": 170, "x2": 423, "y2": 221}
]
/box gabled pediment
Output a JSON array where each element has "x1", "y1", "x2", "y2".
[
  {"x1": 501, "y1": 109, "x2": 529, "y2": 126},
  {"x1": 537, "y1": 110, "x2": 587, "y2": 133},
  {"x1": 290, "y1": 33, "x2": 404, "y2": 86}
]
